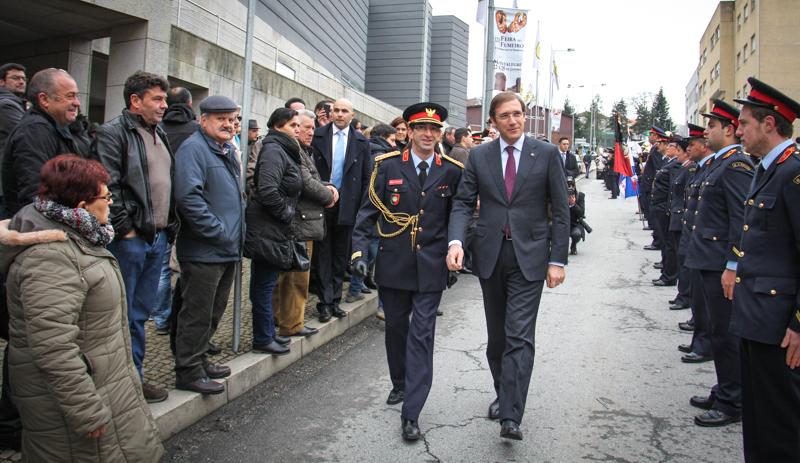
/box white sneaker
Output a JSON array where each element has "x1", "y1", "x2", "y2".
[{"x1": 376, "y1": 307, "x2": 385, "y2": 320}]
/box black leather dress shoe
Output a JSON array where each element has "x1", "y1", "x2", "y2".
[
  {"x1": 364, "y1": 275, "x2": 377, "y2": 290},
  {"x1": 318, "y1": 308, "x2": 332, "y2": 323},
  {"x1": 387, "y1": 389, "x2": 404, "y2": 405},
  {"x1": 500, "y1": 419, "x2": 523, "y2": 440},
  {"x1": 488, "y1": 397, "x2": 500, "y2": 420},
  {"x1": 643, "y1": 245, "x2": 659, "y2": 250},
  {"x1": 252, "y1": 341, "x2": 290, "y2": 355},
  {"x1": 205, "y1": 363, "x2": 231, "y2": 379},
  {"x1": 643, "y1": 225, "x2": 653, "y2": 230},
  {"x1": 460, "y1": 266, "x2": 473, "y2": 274},
  {"x1": 274, "y1": 335, "x2": 291, "y2": 345},
  {"x1": 290, "y1": 327, "x2": 319, "y2": 337},
  {"x1": 669, "y1": 299, "x2": 677, "y2": 304},
  {"x1": 653, "y1": 262, "x2": 664, "y2": 269},
  {"x1": 678, "y1": 344, "x2": 692, "y2": 354},
  {"x1": 176, "y1": 377, "x2": 225, "y2": 395},
  {"x1": 360, "y1": 287, "x2": 372, "y2": 294},
  {"x1": 690, "y1": 395, "x2": 715, "y2": 410},
  {"x1": 670, "y1": 303, "x2": 690, "y2": 310},
  {"x1": 679, "y1": 322, "x2": 695, "y2": 331},
  {"x1": 682, "y1": 352, "x2": 713, "y2": 363},
  {"x1": 694, "y1": 409, "x2": 741, "y2": 427},
  {"x1": 436, "y1": 309, "x2": 443, "y2": 316},
  {"x1": 207, "y1": 342, "x2": 222, "y2": 355},
  {"x1": 332, "y1": 307, "x2": 347, "y2": 318},
  {"x1": 653, "y1": 280, "x2": 676, "y2": 287},
  {"x1": 401, "y1": 419, "x2": 421, "y2": 441}
]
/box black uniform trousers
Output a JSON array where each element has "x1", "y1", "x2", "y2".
[
  {"x1": 689, "y1": 269, "x2": 712, "y2": 358},
  {"x1": 653, "y1": 207, "x2": 675, "y2": 282},
  {"x1": 740, "y1": 338, "x2": 800, "y2": 462},
  {"x1": 313, "y1": 202, "x2": 352, "y2": 311},
  {"x1": 699, "y1": 270, "x2": 741, "y2": 416},
  {"x1": 380, "y1": 287, "x2": 442, "y2": 422},
  {"x1": 675, "y1": 252, "x2": 692, "y2": 307},
  {"x1": 480, "y1": 240, "x2": 544, "y2": 425}
]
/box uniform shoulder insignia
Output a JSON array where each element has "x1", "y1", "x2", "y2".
[
  {"x1": 374, "y1": 151, "x2": 401, "y2": 163},
  {"x1": 777, "y1": 146, "x2": 797, "y2": 164},
  {"x1": 731, "y1": 161, "x2": 753, "y2": 171},
  {"x1": 689, "y1": 168, "x2": 696, "y2": 172},
  {"x1": 793, "y1": 175, "x2": 800, "y2": 185},
  {"x1": 722, "y1": 148, "x2": 739, "y2": 159},
  {"x1": 441, "y1": 154, "x2": 464, "y2": 168}
]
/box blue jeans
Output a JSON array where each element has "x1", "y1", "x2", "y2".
[
  {"x1": 250, "y1": 259, "x2": 279, "y2": 345},
  {"x1": 151, "y1": 243, "x2": 173, "y2": 330},
  {"x1": 349, "y1": 236, "x2": 379, "y2": 296},
  {"x1": 106, "y1": 230, "x2": 168, "y2": 381}
]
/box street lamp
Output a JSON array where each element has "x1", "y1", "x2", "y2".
[
  {"x1": 590, "y1": 83, "x2": 606, "y2": 152},
  {"x1": 548, "y1": 48, "x2": 575, "y2": 140},
  {"x1": 566, "y1": 84, "x2": 584, "y2": 152}
]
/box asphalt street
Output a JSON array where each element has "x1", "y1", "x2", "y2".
[{"x1": 160, "y1": 175, "x2": 743, "y2": 462}]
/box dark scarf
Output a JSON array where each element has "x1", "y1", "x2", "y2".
[
  {"x1": 33, "y1": 196, "x2": 115, "y2": 246},
  {"x1": 264, "y1": 129, "x2": 302, "y2": 164}
]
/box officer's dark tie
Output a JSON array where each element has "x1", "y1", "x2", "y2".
[
  {"x1": 756, "y1": 163, "x2": 765, "y2": 184},
  {"x1": 418, "y1": 160, "x2": 428, "y2": 188},
  {"x1": 504, "y1": 146, "x2": 516, "y2": 237}
]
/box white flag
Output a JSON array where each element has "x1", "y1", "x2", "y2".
[
  {"x1": 532, "y1": 24, "x2": 541, "y2": 72},
  {"x1": 476, "y1": 0, "x2": 488, "y2": 27},
  {"x1": 550, "y1": 47, "x2": 560, "y2": 91}
]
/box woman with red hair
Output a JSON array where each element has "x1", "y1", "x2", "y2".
[{"x1": 0, "y1": 154, "x2": 163, "y2": 461}]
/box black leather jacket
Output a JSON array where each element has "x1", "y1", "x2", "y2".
[{"x1": 91, "y1": 110, "x2": 179, "y2": 244}]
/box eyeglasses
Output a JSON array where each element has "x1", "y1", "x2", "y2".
[
  {"x1": 5, "y1": 75, "x2": 26, "y2": 82},
  {"x1": 91, "y1": 192, "x2": 113, "y2": 202},
  {"x1": 495, "y1": 111, "x2": 524, "y2": 121}
]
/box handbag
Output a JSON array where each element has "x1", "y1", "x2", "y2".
[{"x1": 288, "y1": 238, "x2": 310, "y2": 272}]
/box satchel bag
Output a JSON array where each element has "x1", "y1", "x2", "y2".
[{"x1": 288, "y1": 238, "x2": 310, "y2": 272}]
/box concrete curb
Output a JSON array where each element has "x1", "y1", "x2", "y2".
[{"x1": 148, "y1": 293, "x2": 380, "y2": 440}]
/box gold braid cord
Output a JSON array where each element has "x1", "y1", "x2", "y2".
[{"x1": 369, "y1": 153, "x2": 419, "y2": 250}]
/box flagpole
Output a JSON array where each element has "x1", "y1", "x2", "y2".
[
  {"x1": 482, "y1": 0, "x2": 495, "y2": 132},
  {"x1": 534, "y1": 71, "x2": 539, "y2": 137}
]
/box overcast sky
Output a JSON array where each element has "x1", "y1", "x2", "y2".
[{"x1": 430, "y1": 0, "x2": 722, "y2": 123}]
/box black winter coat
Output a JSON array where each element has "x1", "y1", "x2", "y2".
[
  {"x1": 244, "y1": 130, "x2": 303, "y2": 268},
  {"x1": 159, "y1": 103, "x2": 200, "y2": 153},
  {"x1": 2, "y1": 106, "x2": 81, "y2": 215}
]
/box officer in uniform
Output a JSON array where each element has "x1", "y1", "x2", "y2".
[
  {"x1": 642, "y1": 125, "x2": 667, "y2": 247},
  {"x1": 651, "y1": 134, "x2": 681, "y2": 286},
  {"x1": 350, "y1": 102, "x2": 463, "y2": 441},
  {"x1": 667, "y1": 136, "x2": 696, "y2": 310},
  {"x1": 729, "y1": 78, "x2": 800, "y2": 462},
  {"x1": 685, "y1": 99, "x2": 754, "y2": 427},
  {"x1": 678, "y1": 124, "x2": 716, "y2": 363}
]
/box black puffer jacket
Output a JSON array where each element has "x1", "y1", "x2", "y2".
[
  {"x1": 159, "y1": 103, "x2": 200, "y2": 152},
  {"x1": 294, "y1": 144, "x2": 333, "y2": 241},
  {"x1": 2, "y1": 106, "x2": 81, "y2": 215},
  {"x1": 91, "y1": 110, "x2": 180, "y2": 244},
  {"x1": 243, "y1": 130, "x2": 303, "y2": 268},
  {"x1": 68, "y1": 113, "x2": 91, "y2": 158}
]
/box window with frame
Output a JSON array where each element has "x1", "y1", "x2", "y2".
[
  {"x1": 744, "y1": 3, "x2": 749, "y2": 20},
  {"x1": 715, "y1": 61, "x2": 720, "y2": 79},
  {"x1": 703, "y1": 48, "x2": 707, "y2": 65},
  {"x1": 737, "y1": 14, "x2": 742, "y2": 30},
  {"x1": 751, "y1": 0, "x2": 755, "y2": 11},
  {"x1": 737, "y1": 53, "x2": 741, "y2": 68},
  {"x1": 737, "y1": 90, "x2": 741, "y2": 99},
  {"x1": 751, "y1": 34, "x2": 756, "y2": 52},
  {"x1": 744, "y1": 43, "x2": 749, "y2": 60},
  {"x1": 743, "y1": 84, "x2": 748, "y2": 96}
]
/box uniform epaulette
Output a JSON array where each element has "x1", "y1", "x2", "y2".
[
  {"x1": 777, "y1": 145, "x2": 797, "y2": 164},
  {"x1": 375, "y1": 151, "x2": 402, "y2": 163},
  {"x1": 722, "y1": 148, "x2": 739, "y2": 159},
  {"x1": 441, "y1": 154, "x2": 464, "y2": 169}
]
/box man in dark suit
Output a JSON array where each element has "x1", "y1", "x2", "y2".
[
  {"x1": 685, "y1": 99, "x2": 753, "y2": 427},
  {"x1": 651, "y1": 137, "x2": 681, "y2": 287},
  {"x1": 558, "y1": 137, "x2": 578, "y2": 178},
  {"x1": 447, "y1": 92, "x2": 569, "y2": 441},
  {"x1": 311, "y1": 98, "x2": 372, "y2": 322},
  {"x1": 351, "y1": 102, "x2": 462, "y2": 442},
  {"x1": 730, "y1": 78, "x2": 800, "y2": 462}
]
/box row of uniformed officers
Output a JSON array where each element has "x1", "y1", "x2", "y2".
[{"x1": 642, "y1": 77, "x2": 800, "y2": 462}]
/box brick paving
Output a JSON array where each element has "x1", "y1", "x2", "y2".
[{"x1": 0, "y1": 258, "x2": 357, "y2": 461}]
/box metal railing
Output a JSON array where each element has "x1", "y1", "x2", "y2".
[{"x1": 172, "y1": 0, "x2": 401, "y2": 122}]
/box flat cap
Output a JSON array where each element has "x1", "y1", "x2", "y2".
[{"x1": 199, "y1": 95, "x2": 239, "y2": 114}]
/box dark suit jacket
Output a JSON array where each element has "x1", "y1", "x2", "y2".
[
  {"x1": 561, "y1": 151, "x2": 578, "y2": 178},
  {"x1": 731, "y1": 144, "x2": 800, "y2": 345},
  {"x1": 641, "y1": 149, "x2": 663, "y2": 194},
  {"x1": 311, "y1": 124, "x2": 372, "y2": 226},
  {"x1": 352, "y1": 151, "x2": 462, "y2": 292},
  {"x1": 448, "y1": 136, "x2": 570, "y2": 281},
  {"x1": 668, "y1": 161, "x2": 697, "y2": 231}
]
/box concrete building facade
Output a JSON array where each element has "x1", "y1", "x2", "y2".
[
  {"x1": 0, "y1": 0, "x2": 469, "y2": 129},
  {"x1": 685, "y1": 66, "x2": 700, "y2": 126},
  {"x1": 692, "y1": 0, "x2": 800, "y2": 132}
]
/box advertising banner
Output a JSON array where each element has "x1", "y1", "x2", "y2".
[{"x1": 492, "y1": 8, "x2": 528, "y2": 94}]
